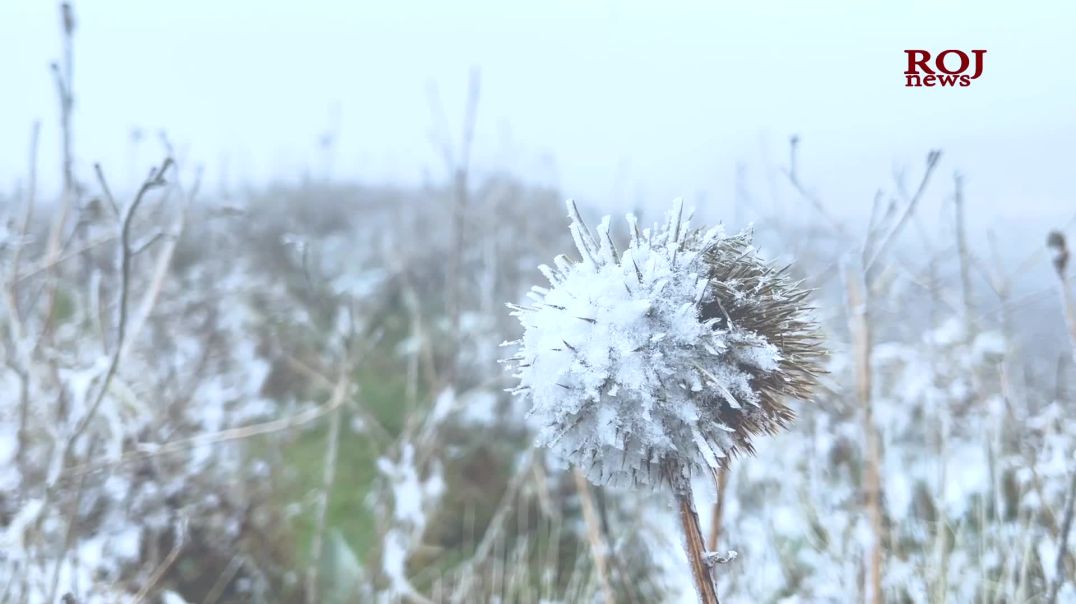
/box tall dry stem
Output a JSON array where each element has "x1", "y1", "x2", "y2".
[
  {"x1": 430, "y1": 67, "x2": 481, "y2": 381},
  {"x1": 1047, "y1": 232, "x2": 1076, "y2": 357},
  {"x1": 845, "y1": 264, "x2": 884, "y2": 604},
  {"x1": 10, "y1": 121, "x2": 40, "y2": 472},
  {"x1": 954, "y1": 173, "x2": 975, "y2": 335},
  {"x1": 1046, "y1": 230, "x2": 1076, "y2": 603},
  {"x1": 38, "y1": 3, "x2": 79, "y2": 351}
]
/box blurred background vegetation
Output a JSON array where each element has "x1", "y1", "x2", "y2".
[{"x1": 1, "y1": 3, "x2": 1075, "y2": 604}]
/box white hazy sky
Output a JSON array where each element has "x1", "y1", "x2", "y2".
[{"x1": 1, "y1": 1, "x2": 1074, "y2": 233}]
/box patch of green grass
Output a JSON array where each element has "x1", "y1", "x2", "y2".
[
  {"x1": 276, "y1": 302, "x2": 419, "y2": 565},
  {"x1": 282, "y1": 412, "x2": 375, "y2": 560},
  {"x1": 51, "y1": 287, "x2": 76, "y2": 324}
]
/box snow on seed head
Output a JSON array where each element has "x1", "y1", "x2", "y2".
[{"x1": 504, "y1": 199, "x2": 825, "y2": 491}]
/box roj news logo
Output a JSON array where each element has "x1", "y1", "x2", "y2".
[{"x1": 904, "y1": 49, "x2": 986, "y2": 87}]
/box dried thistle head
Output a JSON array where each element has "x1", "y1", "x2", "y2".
[
  {"x1": 1047, "y1": 230, "x2": 1068, "y2": 275},
  {"x1": 504, "y1": 199, "x2": 825, "y2": 491}
]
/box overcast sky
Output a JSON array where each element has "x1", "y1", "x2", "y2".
[{"x1": 2, "y1": 1, "x2": 1074, "y2": 236}]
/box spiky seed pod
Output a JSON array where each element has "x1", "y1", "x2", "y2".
[{"x1": 504, "y1": 199, "x2": 825, "y2": 492}]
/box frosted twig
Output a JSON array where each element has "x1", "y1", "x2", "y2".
[
  {"x1": 132, "y1": 517, "x2": 187, "y2": 604},
  {"x1": 781, "y1": 135, "x2": 850, "y2": 239},
  {"x1": 7, "y1": 122, "x2": 40, "y2": 469},
  {"x1": 12, "y1": 234, "x2": 118, "y2": 283},
  {"x1": 865, "y1": 150, "x2": 942, "y2": 277},
  {"x1": 122, "y1": 165, "x2": 201, "y2": 358},
  {"x1": 203, "y1": 554, "x2": 244, "y2": 604},
  {"x1": 953, "y1": 173, "x2": 976, "y2": 334},
  {"x1": 56, "y1": 369, "x2": 351, "y2": 482},
  {"x1": 61, "y1": 158, "x2": 173, "y2": 463}
]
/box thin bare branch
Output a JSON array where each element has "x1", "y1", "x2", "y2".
[
  {"x1": 865, "y1": 150, "x2": 942, "y2": 277},
  {"x1": 59, "y1": 158, "x2": 174, "y2": 464}
]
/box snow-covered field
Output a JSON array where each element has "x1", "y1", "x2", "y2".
[
  {"x1": 2, "y1": 158, "x2": 1073, "y2": 603},
  {"x1": 1, "y1": 6, "x2": 1074, "y2": 604}
]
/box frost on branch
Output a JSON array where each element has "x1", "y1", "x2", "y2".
[{"x1": 504, "y1": 199, "x2": 825, "y2": 490}]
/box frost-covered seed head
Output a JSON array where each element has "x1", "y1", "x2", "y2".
[{"x1": 504, "y1": 199, "x2": 825, "y2": 491}]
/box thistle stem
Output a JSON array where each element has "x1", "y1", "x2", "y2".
[{"x1": 676, "y1": 484, "x2": 720, "y2": 604}]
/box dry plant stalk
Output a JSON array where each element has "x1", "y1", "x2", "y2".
[
  {"x1": 60, "y1": 159, "x2": 174, "y2": 461},
  {"x1": 430, "y1": 67, "x2": 481, "y2": 380},
  {"x1": 58, "y1": 367, "x2": 351, "y2": 482},
  {"x1": 954, "y1": 174, "x2": 975, "y2": 334},
  {"x1": 9, "y1": 121, "x2": 40, "y2": 472},
  {"x1": 1046, "y1": 230, "x2": 1076, "y2": 603},
  {"x1": 1048, "y1": 231, "x2": 1076, "y2": 357},
  {"x1": 39, "y1": 1, "x2": 78, "y2": 350},
  {"x1": 845, "y1": 264, "x2": 884, "y2": 604},
  {"x1": 678, "y1": 488, "x2": 720, "y2": 604},
  {"x1": 132, "y1": 520, "x2": 187, "y2": 604}
]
